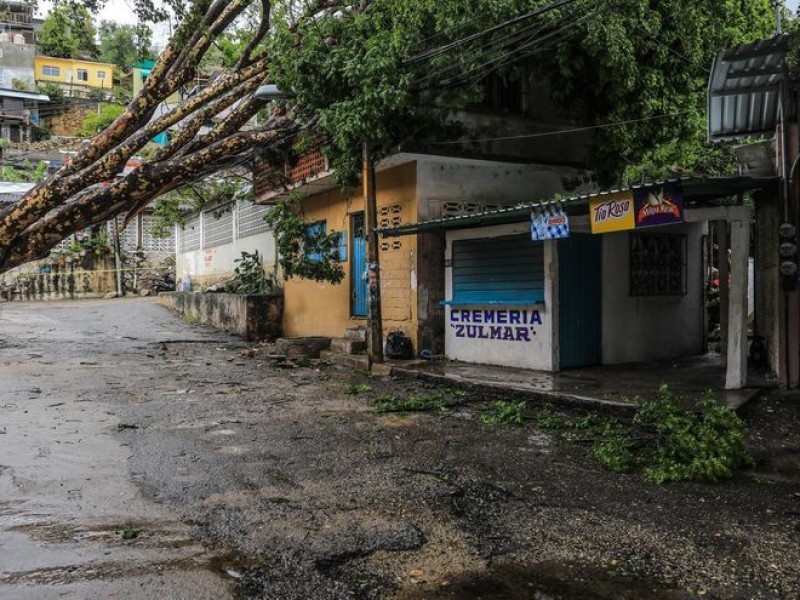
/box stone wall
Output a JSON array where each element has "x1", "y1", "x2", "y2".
[
  {"x1": 157, "y1": 292, "x2": 284, "y2": 341},
  {"x1": 43, "y1": 104, "x2": 97, "y2": 137}
]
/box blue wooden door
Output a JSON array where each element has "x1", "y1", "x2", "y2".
[
  {"x1": 351, "y1": 213, "x2": 368, "y2": 317},
  {"x1": 558, "y1": 233, "x2": 602, "y2": 368}
]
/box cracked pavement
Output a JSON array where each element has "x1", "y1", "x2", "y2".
[{"x1": 0, "y1": 297, "x2": 799, "y2": 599}]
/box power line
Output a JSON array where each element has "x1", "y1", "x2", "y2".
[
  {"x1": 405, "y1": 0, "x2": 584, "y2": 65},
  {"x1": 426, "y1": 110, "x2": 694, "y2": 145},
  {"x1": 425, "y1": 7, "x2": 602, "y2": 92}
]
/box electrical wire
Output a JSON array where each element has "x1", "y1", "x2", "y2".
[
  {"x1": 421, "y1": 7, "x2": 601, "y2": 92},
  {"x1": 405, "y1": 0, "x2": 583, "y2": 65},
  {"x1": 426, "y1": 109, "x2": 694, "y2": 145}
]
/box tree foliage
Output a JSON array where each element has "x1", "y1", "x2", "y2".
[
  {"x1": 0, "y1": 0, "x2": 778, "y2": 274},
  {"x1": 264, "y1": 193, "x2": 345, "y2": 284},
  {"x1": 271, "y1": 0, "x2": 775, "y2": 187},
  {"x1": 37, "y1": 4, "x2": 98, "y2": 59},
  {"x1": 98, "y1": 21, "x2": 157, "y2": 72}
]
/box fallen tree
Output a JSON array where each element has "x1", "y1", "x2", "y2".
[
  {"x1": 0, "y1": 0, "x2": 315, "y2": 272},
  {"x1": 0, "y1": 0, "x2": 776, "y2": 274}
]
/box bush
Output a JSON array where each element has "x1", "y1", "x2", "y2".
[
  {"x1": 229, "y1": 250, "x2": 274, "y2": 295},
  {"x1": 522, "y1": 385, "x2": 754, "y2": 484}
]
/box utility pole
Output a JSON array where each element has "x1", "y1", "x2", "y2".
[
  {"x1": 775, "y1": 0, "x2": 783, "y2": 34},
  {"x1": 363, "y1": 140, "x2": 384, "y2": 366}
]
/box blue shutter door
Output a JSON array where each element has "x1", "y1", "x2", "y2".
[
  {"x1": 351, "y1": 213, "x2": 368, "y2": 317},
  {"x1": 452, "y1": 234, "x2": 544, "y2": 305},
  {"x1": 558, "y1": 233, "x2": 602, "y2": 368}
]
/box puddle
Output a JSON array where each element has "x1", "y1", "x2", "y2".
[{"x1": 398, "y1": 562, "x2": 686, "y2": 600}]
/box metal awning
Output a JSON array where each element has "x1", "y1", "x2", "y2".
[
  {"x1": 379, "y1": 175, "x2": 778, "y2": 237},
  {"x1": 708, "y1": 35, "x2": 790, "y2": 141}
]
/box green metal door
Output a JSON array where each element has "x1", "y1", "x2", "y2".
[{"x1": 558, "y1": 233, "x2": 602, "y2": 368}]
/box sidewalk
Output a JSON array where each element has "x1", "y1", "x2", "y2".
[{"x1": 390, "y1": 354, "x2": 762, "y2": 412}]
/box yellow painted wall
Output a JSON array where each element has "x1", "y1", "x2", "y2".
[
  {"x1": 282, "y1": 162, "x2": 420, "y2": 347},
  {"x1": 35, "y1": 56, "x2": 114, "y2": 90}
]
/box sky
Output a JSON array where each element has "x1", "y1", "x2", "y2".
[{"x1": 34, "y1": 1, "x2": 800, "y2": 44}]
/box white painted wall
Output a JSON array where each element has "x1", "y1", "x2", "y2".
[
  {"x1": 176, "y1": 230, "x2": 277, "y2": 286},
  {"x1": 444, "y1": 223, "x2": 557, "y2": 370},
  {"x1": 414, "y1": 156, "x2": 588, "y2": 220},
  {"x1": 600, "y1": 222, "x2": 707, "y2": 365}
]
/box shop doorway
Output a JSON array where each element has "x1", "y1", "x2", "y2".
[{"x1": 559, "y1": 233, "x2": 602, "y2": 368}]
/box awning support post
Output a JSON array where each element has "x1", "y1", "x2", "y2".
[{"x1": 726, "y1": 215, "x2": 749, "y2": 389}]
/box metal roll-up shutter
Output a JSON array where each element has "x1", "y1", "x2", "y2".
[{"x1": 452, "y1": 233, "x2": 544, "y2": 304}]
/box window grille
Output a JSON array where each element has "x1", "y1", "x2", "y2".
[
  {"x1": 378, "y1": 204, "x2": 403, "y2": 230},
  {"x1": 629, "y1": 233, "x2": 687, "y2": 296},
  {"x1": 107, "y1": 214, "x2": 138, "y2": 251},
  {"x1": 237, "y1": 201, "x2": 271, "y2": 238},
  {"x1": 178, "y1": 214, "x2": 201, "y2": 253},
  {"x1": 141, "y1": 214, "x2": 175, "y2": 253},
  {"x1": 203, "y1": 208, "x2": 233, "y2": 248},
  {"x1": 440, "y1": 202, "x2": 500, "y2": 219},
  {"x1": 42, "y1": 65, "x2": 60, "y2": 77}
]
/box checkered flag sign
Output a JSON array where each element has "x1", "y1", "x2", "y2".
[{"x1": 531, "y1": 204, "x2": 570, "y2": 241}]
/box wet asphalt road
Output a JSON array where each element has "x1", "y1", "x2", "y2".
[
  {"x1": 1, "y1": 298, "x2": 799, "y2": 600},
  {"x1": 0, "y1": 298, "x2": 235, "y2": 599}
]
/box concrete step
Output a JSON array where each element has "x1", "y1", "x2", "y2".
[
  {"x1": 275, "y1": 336, "x2": 331, "y2": 359},
  {"x1": 320, "y1": 349, "x2": 369, "y2": 369},
  {"x1": 345, "y1": 327, "x2": 367, "y2": 343},
  {"x1": 330, "y1": 337, "x2": 367, "y2": 355}
]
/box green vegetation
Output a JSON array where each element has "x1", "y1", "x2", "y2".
[
  {"x1": 117, "y1": 524, "x2": 142, "y2": 540},
  {"x1": 371, "y1": 389, "x2": 465, "y2": 414},
  {"x1": 11, "y1": 78, "x2": 30, "y2": 92},
  {"x1": 98, "y1": 21, "x2": 156, "y2": 73},
  {"x1": 183, "y1": 314, "x2": 200, "y2": 326},
  {"x1": 347, "y1": 383, "x2": 373, "y2": 395},
  {"x1": 270, "y1": 0, "x2": 775, "y2": 188},
  {"x1": 79, "y1": 103, "x2": 126, "y2": 136},
  {"x1": 37, "y1": 4, "x2": 98, "y2": 59},
  {"x1": 484, "y1": 386, "x2": 753, "y2": 483},
  {"x1": 229, "y1": 250, "x2": 274, "y2": 295},
  {"x1": 264, "y1": 193, "x2": 346, "y2": 284},
  {"x1": 0, "y1": 161, "x2": 48, "y2": 183},
  {"x1": 479, "y1": 400, "x2": 527, "y2": 426}
]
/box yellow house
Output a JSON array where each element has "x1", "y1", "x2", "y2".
[
  {"x1": 34, "y1": 56, "x2": 114, "y2": 96},
  {"x1": 255, "y1": 151, "x2": 580, "y2": 356}
]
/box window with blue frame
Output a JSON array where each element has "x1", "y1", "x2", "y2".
[
  {"x1": 305, "y1": 221, "x2": 326, "y2": 262},
  {"x1": 451, "y1": 233, "x2": 544, "y2": 305},
  {"x1": 334, "y1": 230, "x2": 347, "y2": 262}
]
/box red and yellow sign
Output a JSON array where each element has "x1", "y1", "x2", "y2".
[{"x1": 589, "y1": 192, "x2": 635, "y2": 234}]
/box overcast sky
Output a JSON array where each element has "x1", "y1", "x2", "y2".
[{"x1": 36, "y1": 1, "x2": 800, "y2": 43}]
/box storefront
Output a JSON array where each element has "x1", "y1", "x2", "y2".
[{"x1": 381, "y1": 176, "x2": 778, "y2": 389}]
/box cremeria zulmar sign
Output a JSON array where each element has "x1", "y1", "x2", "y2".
[{"x1": 589, "y1": 192, "x2": 635, "y2": 234}]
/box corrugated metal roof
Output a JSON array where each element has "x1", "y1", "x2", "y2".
[
  {"x1": 379, "y1": 175, "x2": 778, "y2": 237},
  {"x1": 0, "y1": 88, "x2": 49, "y2": 102},
  {"x1": 708, "y1": 35, "x2": 789, "y2": 141}
]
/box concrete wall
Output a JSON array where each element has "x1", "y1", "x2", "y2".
[
  {"x1": 444, "y1": 223, "x2": 557, "y2": 371},
  {"x1": 416, "y1": 158, "x2": 587, "y2": 220},
  {"x1": 176, "y1": 230, "x2": 277, "y2": 289},
  {"x1": 0, "y1": 42, "x2": 35, "y2": 89},
  {"x1": 600, "y1": 222, "x2": 707, "y2": 365},
  {"x1": 158, "y1": 292, "x2": 283, "y2": 341},
  {"x1": 0, "y1": 259, "x2": 118, "y2": 301},
  {"x1": 282, "y1": 162, "x2": 419, "y2": 344}
]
